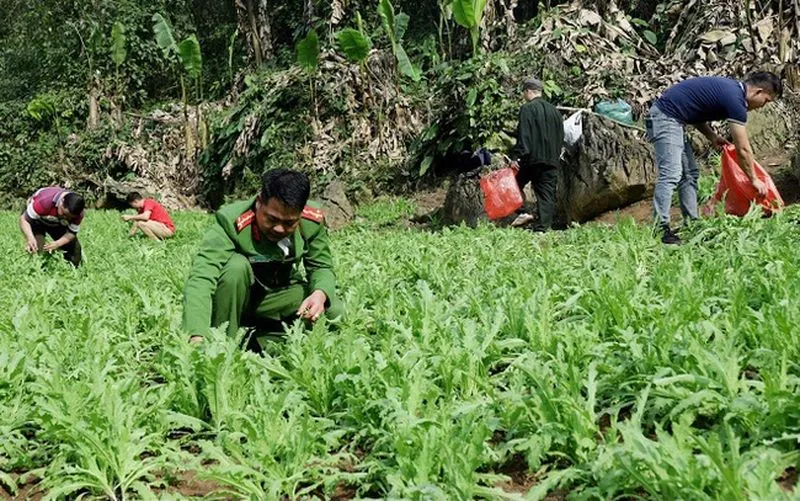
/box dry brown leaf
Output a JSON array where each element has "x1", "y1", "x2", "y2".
[{"x1": 700, "y1": 29, "x2": 735, "y2": 43}]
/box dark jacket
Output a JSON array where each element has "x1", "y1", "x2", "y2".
[{"x1": 512, "y1": 97, "x2": 564, "y2": 168}]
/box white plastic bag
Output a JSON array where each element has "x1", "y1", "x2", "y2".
[{"x1": 563, "y1": 110, "x2": 583, "y2": 147}]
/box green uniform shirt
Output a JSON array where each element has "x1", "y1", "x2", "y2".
[
  {"x1": 182, "y1": 198, "x2": 336, "y2": 336},
  {"x1": 512, "y1": 97, "x2": 565, "y2": 169}
]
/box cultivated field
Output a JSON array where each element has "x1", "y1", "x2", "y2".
[{"x1": 2, "y1": 201, "x2": 800, "y2": 500}]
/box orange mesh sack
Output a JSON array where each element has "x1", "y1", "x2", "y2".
[
  {"x1": 480, "y1": 166, "x2": 524, "y2": 220},
  {"x1": 708, "y1": 145, "x2": 783, "y2": 217}
]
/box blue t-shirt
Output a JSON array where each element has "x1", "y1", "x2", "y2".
[{"x1": 655, "y1": 77, "x2": 748, "y2": 125}]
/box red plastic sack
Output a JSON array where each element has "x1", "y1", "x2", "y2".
[
  {"x1": 708, "y1": 145, "x2": 783, "y2": 217},
  {"x1": 480, "y1": 166, "x2": 524, "y2": 220}
]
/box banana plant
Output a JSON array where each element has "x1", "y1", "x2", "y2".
[
  {"x1": 451, "y1": 0, "x2": 488, "y2": 55},
  {"x1": 110, "y1": 21, "x2": 127, "y2": 125},
  {"x1": 152, "y1": 13, "x2": 205, "y2": 153},
  {"x1": 296, "y1": 29, "x2": 321, "y2": 119},
  {"x1": 378, "y1": 0, "x2": 421, "y2": 81}
]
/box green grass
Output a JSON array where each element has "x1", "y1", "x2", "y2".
[{"x1": 1, "y1": 203, "x2": 800, "y2": 499}]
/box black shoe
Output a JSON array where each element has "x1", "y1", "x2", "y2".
[{"x1": 660, "y1": 225, "x2": 681, "y2": 245}]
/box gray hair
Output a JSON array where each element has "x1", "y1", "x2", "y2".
[{"x1": 522, "y1": 78, "x2": 543, "y2": 91}]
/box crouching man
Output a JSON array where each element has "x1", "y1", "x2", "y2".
[
  {"x1": 19, "y1": 186, "x2": 85, "y2": 266},
  {"x1": 182, "y1": 168, "x2": 344, "y2": 347}
]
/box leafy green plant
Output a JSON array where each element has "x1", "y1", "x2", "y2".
[
  {"x1": 336, "y1": 12, "x2": 372, "y2": 64},
  {"x1": 450, "y1": 0, "x2": 488, "y2": 55},
  {"x1": 1, "y1": 200, "x2": 800, "y2": 498},
  {"x1": 631, "y1": 17, "x2": 658, "y2": 46},
  {"x1": 296, "y1": 29, "x2": 321, "y2": 71},
  {"x1": 378, "y1": 0, "x2": 421, "y2": 81},
  {"x1": 152, "y1": 13, "x2": 204, "y2": 154},
  {"x1": 111, "y1": 22, "x2": 128, "y2": 76},
  {"x1": 337, "y1": 28, "x2": 372, "y2": 63}
]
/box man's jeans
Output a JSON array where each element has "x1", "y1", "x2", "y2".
[{"x1": 646, "y1": 104, "x2": 700, "y2": 226}]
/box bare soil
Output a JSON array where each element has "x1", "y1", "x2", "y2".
[
  {"x1": 494, "y1": 453, "x2": 538, "y2": 494},
  {"x1": 166, "y1": 471, "x2": 226, "y2": 498},
  {"x1": 0, "y1": 474, "x2": 43, "y2": 501},
  {"x1": 779, "y1": 467, "x2": 798, "y2": 492}
]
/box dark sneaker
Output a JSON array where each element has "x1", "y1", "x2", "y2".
[{"x1": 660, "y1": 225, "x2": 681, "y2": 245}]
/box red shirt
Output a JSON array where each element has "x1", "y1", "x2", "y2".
[{"x1": 140, "y1": 199, "x2": 175, "y2": 232}]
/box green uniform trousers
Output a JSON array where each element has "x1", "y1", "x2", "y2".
[{"x1": 211, "y1": 254, "x2": 344, "y2": 338}]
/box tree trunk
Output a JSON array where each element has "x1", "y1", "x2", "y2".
[
  {"x1": 87, "y1": 82, "x2": 100, "y2": 130},
  {"x1": 443, "y1": 171, "x2": 488, "y2": 227},
  {"x1": 255, "y1": 0, "x2": 274, "y2": 61},
  {"x1": 234, "y1": 0, "x2": 273, "y2": 66}
]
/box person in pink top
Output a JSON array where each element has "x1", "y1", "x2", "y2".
[
  {"x1": 123, "y1": 192, "x2": 176, "y2": 240},
  {"x1": 19, "y1": 186, "x2": 85, "y2": 266}
]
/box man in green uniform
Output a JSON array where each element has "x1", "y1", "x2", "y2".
[
  {"x1": 182, "y1": 168, "x2": 343, "y2": 347},
  {"x1": 510, "y1": 77, "x2": 564, "y2": 232}
]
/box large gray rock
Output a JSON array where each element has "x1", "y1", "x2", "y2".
[
  {"x1": 556, "y1": 113, "x2": 655, "y2": 224},
  {"x1": 746, "y1": 100, "x2": 797, "y2": 157},
  {"x1": 99, "y1": 178, "x2": 154, "y2": 209},
  {"x1": 320, "y1": 180, "x2": 354, "y2": 230}
]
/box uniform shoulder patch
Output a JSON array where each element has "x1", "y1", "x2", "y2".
[
  {"x1": 235, "y1": 210, "x2": 255, "y2": 232},
  {"x1": 301, "y1": 205, "x2": 324, "y2": 223}
]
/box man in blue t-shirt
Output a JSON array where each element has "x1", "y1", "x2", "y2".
[{"x1": 646, "y1": 71, "x2": 782, "y2": 244}]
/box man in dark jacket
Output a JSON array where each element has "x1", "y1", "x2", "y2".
[{"x1": 510, "y1": 78, "x2": 564, "y2": 231}]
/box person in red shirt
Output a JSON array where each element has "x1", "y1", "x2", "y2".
[
  {"x1": 19, "y1": 186, "x2": 85, "y2": 266},
  {"x1": 123, "y1": 192, "x2": 175, "y2": 240}
]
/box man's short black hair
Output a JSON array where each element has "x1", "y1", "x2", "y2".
[
  {"x1": 126, "y1": 192, "x2": 143, "y2": 204},
  {"x1": 64, "y1": 192, "x2": 85, "y2": 215},
  {"x1": 745, "y1": 71, "x2": 783, "y2": 98},
  {"x1": 260, "y1": 168, "x2": 310, "y2": 211}
]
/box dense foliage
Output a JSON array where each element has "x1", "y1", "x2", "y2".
[
  {"x1": 0, "y1": 0, "x2": 673, "y2": 206},
  {"x1": 1, "y1": 203, "x2": 800, "y2": 498}
]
